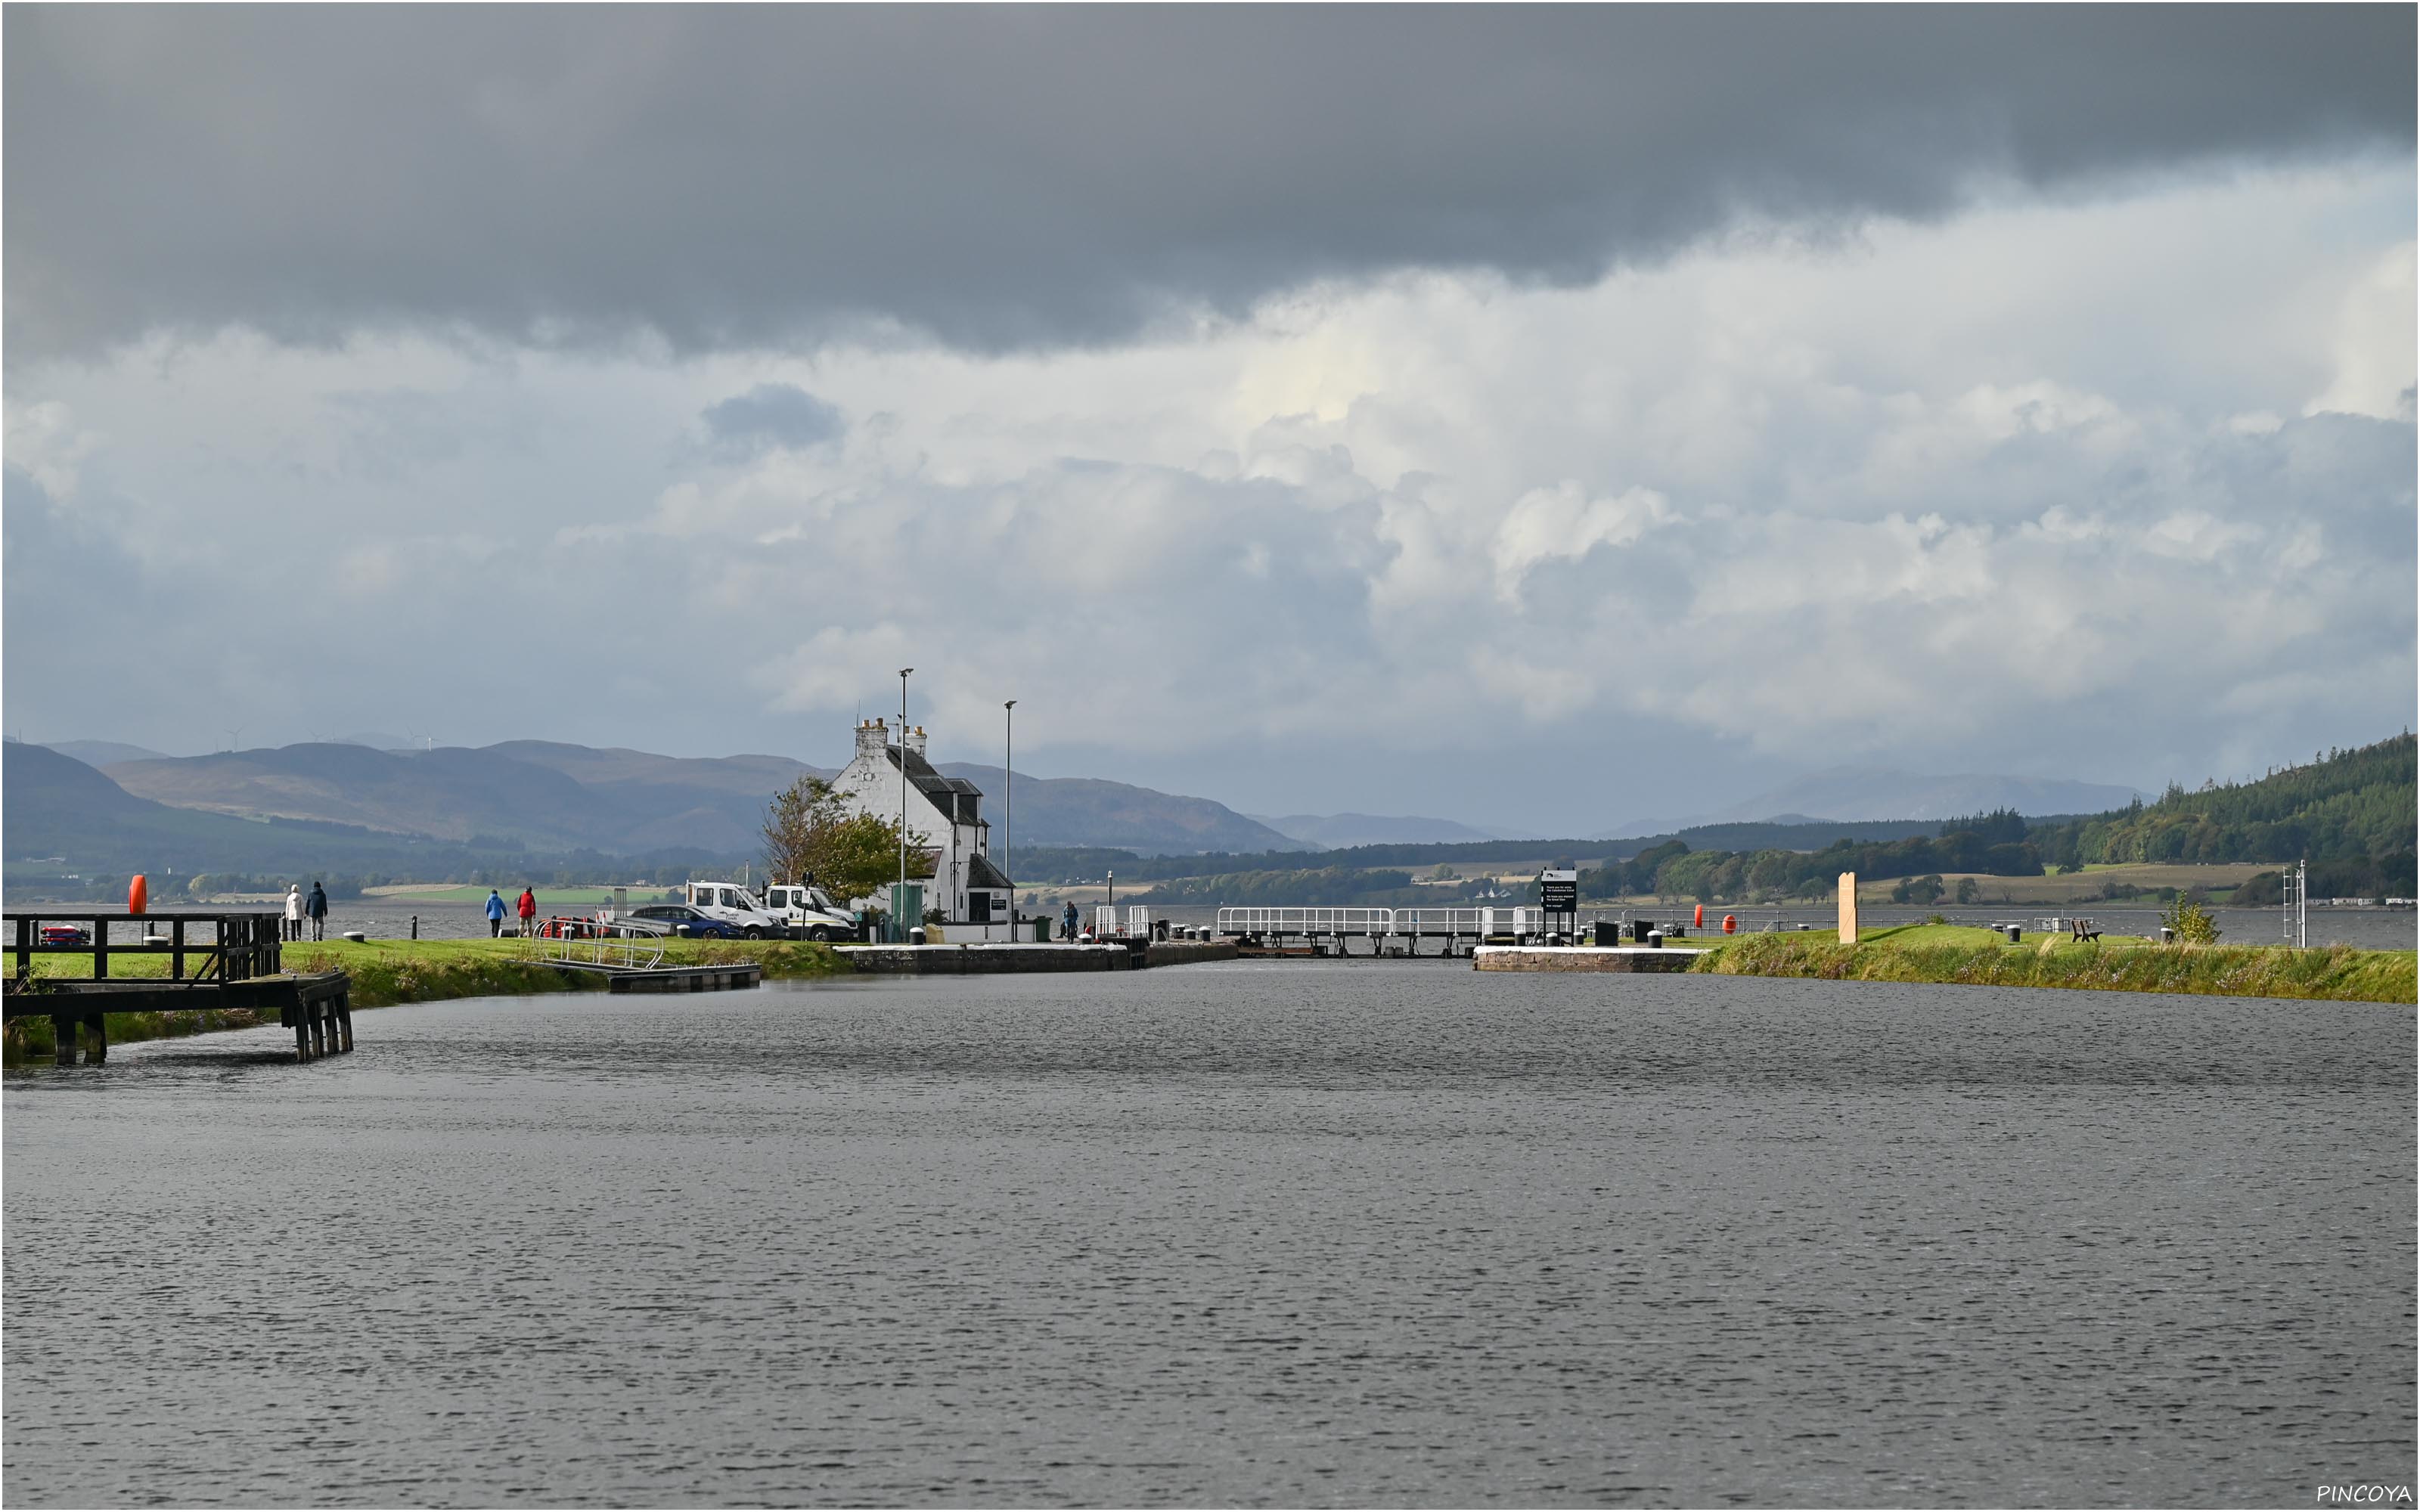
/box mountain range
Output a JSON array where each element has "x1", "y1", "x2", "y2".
[
  {"x1": 1598, "y1": 768, "x2": 2147, "y2": 838},
  {"x1": 12, "y1": 736, "x2": 2157, "y2": 876},
  {"x1": 1247, "y1": 812, "x2": 1502, "y2": 847},
  {"x1": 20, "y1": 740, "x2": 1309, "y2": 860}
]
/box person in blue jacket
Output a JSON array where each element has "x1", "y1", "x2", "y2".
[
  {"x1": 485, "y1": 888, "x2": 507, "y2": 937},
  {"x1": 306, "y1": 880, "x2": 329, "y2": 941}
]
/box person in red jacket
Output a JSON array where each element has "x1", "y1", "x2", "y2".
[{"x1": 517, "y1": 887, "x2": 538, "y2": 937}]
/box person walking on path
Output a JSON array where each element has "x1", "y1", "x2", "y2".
[
  {"x1": 284, "y1": 885, "x2": 303, "y2": 942},
  {"x1": 486, "y1": 888, "x2": 507, "y2": 937},
  {"x1": 517, "y1": 887, "x2": 538, "y2": 937},
  {"x1": 1062, "y1": 900, "x2": 1079, "y2": 942},
  {"x1": 306, "y1": 881, "x2": 329, "y2": 941}
]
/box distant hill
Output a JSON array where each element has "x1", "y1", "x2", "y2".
[
  {"x1": 1602, "y1": 768, "x2": 2145, "y2": 835},
  {"x1": 2039, "y1": 733, "x2": 2415, "y2": 869},
  {"x1": 48, "y1": 739, "x2": 1304, "y2": 860},
  {"x1": 1248, "y1": 812, "x2": 1500, "y2": 847},
  {"x1": 484, "y1": 742, "x2": 827, "y2": 852},
  {"x1": 2, "y1": 743, "x2": 742, "y2": 896},
  {"x1": 937, "y1": 764, "x2": 1304, "y2": 855},
  {"x1": 39, "y1": 739, "x2": 171, "y2": 767},
  {"x1": 106, "y1": 743, "x2": 618, "y2": 850},
  {"x1": 5, "y1": 742, "x2": 445, "y2": 877}
]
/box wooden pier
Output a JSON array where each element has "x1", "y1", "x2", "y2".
[{"x1": 5, "y1": 909, "x2": 354, "y2": 1064}]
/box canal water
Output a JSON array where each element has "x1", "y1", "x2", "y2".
[{"x1": 5, "y1": 965, "x2": 2412, "y2": 1507}]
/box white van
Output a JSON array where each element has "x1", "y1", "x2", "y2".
[
  {"x1": 682, "y1": 881, "x2": 789, "y2": 940},
  {"x1": 761, "y1": 883, "x2": 858, "y2": 941}
]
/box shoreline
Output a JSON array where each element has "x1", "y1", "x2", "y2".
[{"x1": 7, "y1": 930, "x2": 2407, "y2": 1063}]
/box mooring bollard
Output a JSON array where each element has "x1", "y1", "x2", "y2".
[
  {"x1": 411, "y1": 915, "x2": 419, "y2": 940},
  {"x1": 1646, "y1": 931, "x2": 1663, "y2": 949}
]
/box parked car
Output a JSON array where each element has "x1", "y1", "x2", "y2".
[
  {"x1": 622, "y1": 904, "x2": 746, "y2": 940},
  {"x1": 39, "y1": 924, "x2": 91, "y2": 947}
]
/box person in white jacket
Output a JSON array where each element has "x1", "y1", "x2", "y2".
[{"x1": 284, "y1": 885, "x2": 304, "y2": 942}]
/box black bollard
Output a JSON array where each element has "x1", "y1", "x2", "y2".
[{"x1": 411, "y1": 915, "x2": 419, "y2": 940}]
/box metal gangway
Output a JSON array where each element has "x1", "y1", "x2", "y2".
[
  {"x1": 520, "y1": 916, "x2": 666, "y2": 972},
  {"x1": 1216, "y1": 906, "x2": 1556, "y2": 956}
]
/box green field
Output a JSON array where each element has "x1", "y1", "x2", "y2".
[{"x1": 1688, "y1": 928, "x2": 2413, "y2": 1002}]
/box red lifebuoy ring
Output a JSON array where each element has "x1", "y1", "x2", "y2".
[
  {"x1": 1693, "y1": 903, "x2": 1705, "y2": 928},
  {"x1": 129, "y1": 874, "x2": 149, "y2": 916},
  {"x1": 1723, "y1": 914, "x2": 1737, "y2": 934}
]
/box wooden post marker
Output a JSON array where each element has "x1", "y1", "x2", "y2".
[{"x1": 1838, "y1": 872, "x2": 1860, "y2": 943}]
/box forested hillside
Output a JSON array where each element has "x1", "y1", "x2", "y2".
[
  {"x1": 1583, "y1": 736, "x2": 2416, "y2": 904},
  {"x1": 2025, "y1": 735, "x2": 2414, "y2": 867}
]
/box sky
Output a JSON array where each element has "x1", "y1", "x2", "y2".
[{"x1": 5, "y1": 7, "x2": 2414, "y2": 836}]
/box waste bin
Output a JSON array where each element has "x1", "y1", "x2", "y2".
[{"x1": 1032, "y1": 918, "x2": 1050, "y2": 943}]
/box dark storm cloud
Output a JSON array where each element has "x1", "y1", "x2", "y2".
[
  {"x1": 700, "y1": 384, "x2": 845, "y2": 458},
  {"x1": 5, "y1": 5, "x2": 2411, "y2": 358}
]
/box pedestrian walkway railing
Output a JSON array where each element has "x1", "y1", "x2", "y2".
[{"x1": 1215, "y1": 906, "x2": 1540, "y2": 938}]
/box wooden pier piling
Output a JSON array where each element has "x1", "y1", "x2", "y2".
[{"x1": 7, "y1": 909, "x2": 354, "y2": 1066}]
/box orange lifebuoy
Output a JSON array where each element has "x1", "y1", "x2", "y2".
[
  {"x1": 1693, "y1": 903, "x2": 1705, "y2": 928},
  {"x1": 1723, "y1": 914, "x2": 1737, "y2": 934},
  {"x1": 129, "y1": 874, "x2": 148, "y2": 916}
]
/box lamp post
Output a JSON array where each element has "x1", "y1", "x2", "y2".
[
  {"x1": 898, "y1": 666, "x2": 913, "y2": 941},
  {"x1": 1004, "y1": 699, "x2": 1016, "y2": 925}
]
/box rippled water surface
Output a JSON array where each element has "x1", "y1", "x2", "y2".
[{"x1": 5, "y1": 965, "x2": 2412, "y2": 1507}]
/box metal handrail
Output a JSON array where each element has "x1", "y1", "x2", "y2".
[
  {"x1": 1215, "y1": 906, "x2": 1537, "y2": 937},
  {"x1": 521, "y1": 916, "x2": 666, "y2": 971}
]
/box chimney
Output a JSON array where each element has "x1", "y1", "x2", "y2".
[
  {"x1": 904, "y1": 724, "x2": 928, "y2": 758},
  {"x1": 855, "y1": 717, "x2": 889, "y2": 759}
]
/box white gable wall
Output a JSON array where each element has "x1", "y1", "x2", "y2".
[{"x1": 828, "y1": 718, "x2": 1011, "y2": 932}]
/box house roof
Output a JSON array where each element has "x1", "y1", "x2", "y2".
[
  {"x1": 965, "y1": 852, "x2": 1014, "y2": 891},
  {"x1": 886, "y1": 746, "x2": 981, "y2": 807}
]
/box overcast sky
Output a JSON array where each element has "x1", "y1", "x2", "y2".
[{"x1": 5, "y1": 6, "x2": 2413, "y2": 834}]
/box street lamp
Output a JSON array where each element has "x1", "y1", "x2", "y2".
[
  {"x1": 1004, "y1": 699, "x2": 1016, "y2": 925},
  {"x1": 898, "y1": 667, "x2": 913, "y2": 941}
]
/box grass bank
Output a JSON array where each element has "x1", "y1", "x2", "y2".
[
  {"x1": 3, "y1": 937, "x2": 846, "y2": 1062},
  {"x1": 1688, "y1": 925, "x2": 2415, "y2": 1003}
]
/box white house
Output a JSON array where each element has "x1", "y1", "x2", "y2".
[{"x1": 830, "y1": 717, "x2": 1016, "y2": 938}]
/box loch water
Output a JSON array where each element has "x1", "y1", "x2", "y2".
[{"x1": 5, "y1": 964, "x2": 2412, "y2": 1507}]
